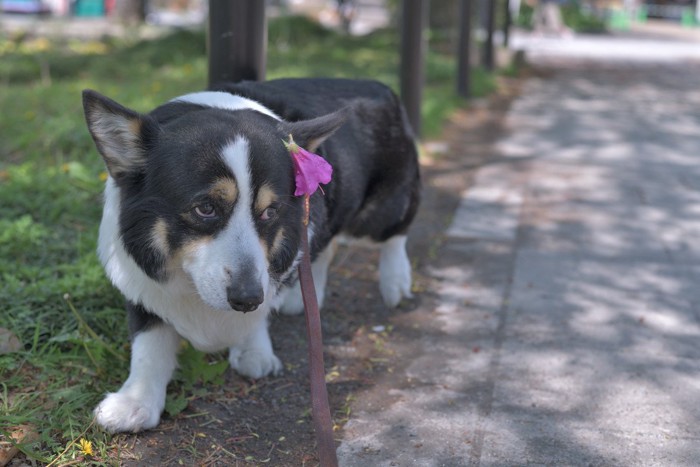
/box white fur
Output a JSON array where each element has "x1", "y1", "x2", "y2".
[
  {"x1": 379, "y1": 235, "x2": 413, "y2": 307},
  {"x1": 277, "y1": 239, "x2": 337, "y2": 315},
  {"x1": 94, "y1": 324, "x2": 180, "y2": 432},
  {"x1": 181, "y1": 137, "x2": 270, "y2": 311},
  {"x1": 229, "y1": 317, "x2": 282, "y2": 378},
  {"x1": 173, "y1": 92, "x2": 281, "y2": 121}
]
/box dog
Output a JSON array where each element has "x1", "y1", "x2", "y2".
[{"x1": 82, "y1": 78, "x2": 420, "y2": 433}]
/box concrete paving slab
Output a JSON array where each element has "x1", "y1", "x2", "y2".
[
  {"x1": 339, "y1": 26, "x2": 700, "y2": 467},
  {"x1": 480, "y1": 418, "x2": 700, "y2": 466},
  {"x1": 446, "y1": 165, "x2": 524, "y2": 242},
  {"x1": 511, "y1": 32, "x2": 700, "y2": 62},
  {"x1": 339, "y1": 391, "x2": 480, "y2": 467},
  {"x1": 467, "y1": 50, "x2": 700, "y2": 466}
]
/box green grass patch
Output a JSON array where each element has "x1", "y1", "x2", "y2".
[
  {"x1": 0, "y1": 15, "x2": 498, "y2": 464},
  {"x1": 515, "y1": 3, "x2": 607, "y2": 33}
]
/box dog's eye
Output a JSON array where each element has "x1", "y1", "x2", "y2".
[
  {"x1": 194, "y1": 203, "x2": 217, "y2": 219},
  {"x1": 260, "y1": 206, "x2": 278, "y2": 221}
]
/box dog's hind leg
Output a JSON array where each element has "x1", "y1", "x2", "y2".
[
  {"x1": 379, "y1": 234, "x2": 413, "y2": 307},
  {"x1": 276, "y1": 240, "x2": 337, "y2": 315},
  {"x1": 94, "y1": 323, "x2": 180, "y2": 433}
]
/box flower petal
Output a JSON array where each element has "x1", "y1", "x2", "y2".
[{"x1": 286, "y1": 136, "x2": 333, "y2": 196}]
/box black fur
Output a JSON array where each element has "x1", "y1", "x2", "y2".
[
  {"x1": 213, "y1": 78, "x2": 421, "y2": 253},
  {"x1": 85, "y1": 78, "x2": 420, "y2": 333},
  {"x1": 126, "y1": 301, "x2": 163, "y2": 337}
]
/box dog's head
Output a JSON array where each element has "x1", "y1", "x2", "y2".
[{"x1": 83, "y1": 90, "x2": 345, "y2": 312}]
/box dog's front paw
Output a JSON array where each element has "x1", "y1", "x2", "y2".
[
  {"x1": 94, "y1": 392, "x2": 162, "y2": 433},
  {"x1": 229, "y1": 348, "x2": 283, "y2": 379}
]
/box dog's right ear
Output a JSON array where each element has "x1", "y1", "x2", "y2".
[{"x1": 82, "y1": 90, "x2": 158, "y2": 180}]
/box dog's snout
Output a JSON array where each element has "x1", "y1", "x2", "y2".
[{"x1": 226, "y1": 280, "x2": 264, "y2": 313}]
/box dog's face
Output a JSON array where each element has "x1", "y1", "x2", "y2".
[{"x1": 82, "y1": 90, "x2": 344, "y2": 312}]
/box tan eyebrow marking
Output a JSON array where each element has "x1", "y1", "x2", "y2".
[
  {"x1": 269, "y1": 228, "x2": 286, "y2": 256},
  {"x1": 150, "y1": 218, "x2": 170, "y2": 255},
  {"x1": 255, "y1": 183, "x2": 278, "y2": 213},
  {"x1": 209, "y1": 178, "x2": 238, "y2": 204}
]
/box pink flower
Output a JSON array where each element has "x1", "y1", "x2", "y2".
[{"x1": 284, "y1": 135, "x2": 333, "y2": 197}]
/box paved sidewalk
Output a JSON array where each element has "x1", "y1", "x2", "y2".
[{"x1": 339, "y1": 29, "x2": 700, "y2": 466}]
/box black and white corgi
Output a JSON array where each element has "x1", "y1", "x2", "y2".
[{"x1": 82, "y1": 78, "x2": 420, "y2": 433}]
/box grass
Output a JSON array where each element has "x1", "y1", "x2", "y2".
[
  {"x1": 515, "y1": 3, "x2": 607, "y2": 34},
  {"x1": 0, "y1": 15, "x2": 498, "y2": 465}
]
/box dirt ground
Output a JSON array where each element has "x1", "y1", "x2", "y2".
[{"x1": 96, "y1": 77, "x2": 523, "y2": 467}]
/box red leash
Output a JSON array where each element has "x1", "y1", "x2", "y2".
[
  {"x1": 284, "y1": 134, "x2": 338, "y2": 466},
  {"x1": 298, "y1": 196, "x2": 338, "y2": 467}
]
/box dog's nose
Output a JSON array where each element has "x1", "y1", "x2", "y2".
[{"x1": 226, "y1": 282, "x2": 264, "y2": 313}]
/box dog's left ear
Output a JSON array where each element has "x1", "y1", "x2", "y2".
[{"x1": 280, "y1": 107, "x2": 349, "y2": 153}]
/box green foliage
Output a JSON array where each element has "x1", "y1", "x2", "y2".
[
  {"x1": 514, "y1": 3, "x2": 535, "y2": 29},
  {"x1": 269, "y1": 14, "x2": 336, "y2": 44},
  {"x1": 0, "y1": 29, "x2": 205, "y2": 85},
  {"x1": 561, "y1": 4, "x2": 607, "y2": 33},
  {"x1": 516, "y1": 2, "x2": 607, "y2": 33},
  {"x1": 0, "y1": 14, "x2": 501, "y2": 464},
  {"x1": 165, "y1": 344, "x2": 229, "y2": 417}
]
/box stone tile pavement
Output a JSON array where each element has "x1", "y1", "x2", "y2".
[{"x1": 338, "y1": 25, "x2": 700, "y2": 466}]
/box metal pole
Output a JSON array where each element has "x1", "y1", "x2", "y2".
[
  {"x1": 482, "y1": 0, "x2": 496, "y2": 71},
  {"x1": 400, "y1": 0, "x2": 428, "y2": 138},
  {"x1": 457, "y1": 0, "x2": 473, "y2": 98},
  {"x1": 208, "y1": 0, "x2": 267, "y2": 87},
  {"x1": 503, "y1": 0, "x2": 512, "y2": 48}
]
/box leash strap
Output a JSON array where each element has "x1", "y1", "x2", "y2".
[{"x1": 298, "y1": 205, "x2": 339, "y2": 467}]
